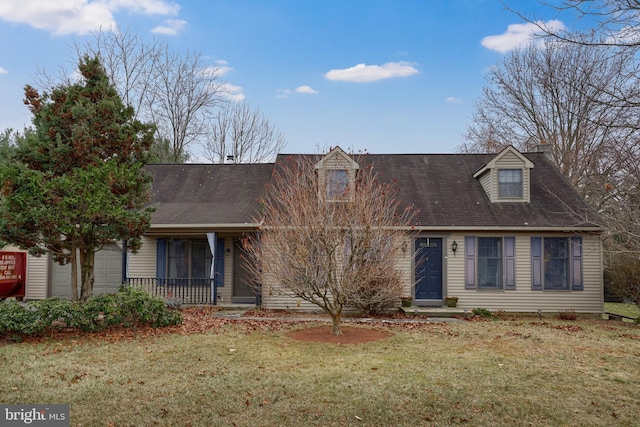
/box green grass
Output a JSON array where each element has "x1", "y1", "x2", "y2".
[
  {"x1": 1, "y1": 319, "x2": 639, "y2": 426},
  {"x1": 605, "y1": 302, "x2": 640, "y2": 320}
]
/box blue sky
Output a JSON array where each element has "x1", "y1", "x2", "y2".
[{"x1": 0, "y1": 0, "x2": 569, "y2": 156}]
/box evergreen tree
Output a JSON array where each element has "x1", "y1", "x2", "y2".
[{"x1": 0, "y1": 56, "x2": 155, "y2": 301}]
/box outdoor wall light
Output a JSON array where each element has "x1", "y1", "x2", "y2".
[
  {"x1": 451, "y1": 240, "x2": 458, "y2": 254},
  {"x1": 402, "y1": 241, "x2": 408, "y2": 253},
  {"x1": 225, "y1": 248, "x2": 231, "y2": 256}
]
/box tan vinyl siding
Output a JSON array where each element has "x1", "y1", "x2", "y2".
[
  {"x1": 128, "y1": 236, "x2": 157, "y2": 278},
  {"x1": 447, "y1": 233, "x2": 602, "y2": 313},
  {"x1": 262, "y1": 237, "x2": 412, "y2": 311},
  {"x1": 26, "y1": 254, "x2": 49, "y2": 300},
  {"x1": 478, "y1": 172, "x2": 491, "y2": 199},
  {"x1": 398, "y1": 237, "x2": 413, "y2": 297},
  {"x1": 262, "y1": 290, "x2": 320, "y2": 310},
  {"x1": 215, "y1": 238, "x2": 233, "y2": 303},
  {"x1": 324, "y1": 153, "x2": 352, "y2": 168}
]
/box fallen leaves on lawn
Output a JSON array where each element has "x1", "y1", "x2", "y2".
[
  {"x1": 5, "y1": 307, "x2": 621, "y2": 347},
  {"x1": 530, "y1": 321, "x2": 584, "y2": 333}
]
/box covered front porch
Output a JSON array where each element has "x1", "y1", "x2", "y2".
[{"x1": 125, "y1": 277, "x2": 260, "y2": 306}]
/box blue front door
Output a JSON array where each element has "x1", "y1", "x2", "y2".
[{"x1": 415, "y1": 238, "x2": 443, "y2": 300}]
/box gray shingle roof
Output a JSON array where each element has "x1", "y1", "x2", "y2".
[
  {"x1": 146, "y1": 163, "x2": 273, "y2": 225},
  {"x1": 146, "y1": 152, "x2": 602, "y2": 231},
  {"x1": 356, "y1": 153, "x2": 601, "y2": 229}
]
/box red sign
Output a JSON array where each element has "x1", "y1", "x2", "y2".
[{"x1": 0, "y1": 252, "x2": 26, "y2": 300}]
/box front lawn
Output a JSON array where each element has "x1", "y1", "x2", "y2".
[{"x1": 1, "y1": 315, "x2": 639, "y2": 426}]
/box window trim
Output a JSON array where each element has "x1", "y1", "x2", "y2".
[
  {"x1": 498, "y1": 169, "x2": 523, "y2": 199},
  {"x1": 531, "y1": 236, "x2": 583, "y2": 291},
  {"x1": 465, "y1": 236, "x2": 516, "y2": 291},
  {"x1": 477, "y1": 237, "x2": 503, "y2": 290},
  {"x1": 325, "y1": 169, "x2": 349, "y2": 201}
]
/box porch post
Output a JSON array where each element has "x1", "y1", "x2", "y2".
[{"x1": 207, "y1": 232, "x2": 218, "y2": 305}]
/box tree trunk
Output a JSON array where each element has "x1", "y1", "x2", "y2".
[
  {"x1": 70, "y1": 247, "x2": 79, "y2": 301},
  {"x1": 79, "y1": 248, "x2": 96, "y2": 303},
  {"x1": 330, "y1": 311, "x2": 343, "y2": 335}
]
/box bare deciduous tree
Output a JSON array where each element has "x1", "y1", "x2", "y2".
[
  {"x1": 202, "y1": 101, "x2": 287, "y2": 163},
  {"x1": 512, "y1": 1, "x2": 640, "y2": 115},
  {"x1": 77, "y1": 28, "x2": 225, "y2": 162},
  {"x1": 243, "y1": 154, "x2": 417, "y2": 335},
  {"x1": 461, "y1": 41, "x2": 640, "y2": 204},
  {"x1": 517, "y1": 1, "x2": 640, "y2": 49}
]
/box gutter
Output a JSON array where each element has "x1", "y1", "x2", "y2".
[{"x1": 146, "y1": 223, "x2": 261, "y2": 236}]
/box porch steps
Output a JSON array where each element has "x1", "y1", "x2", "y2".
[{"x1": 399, "y1": 306, "x2": 467, "y2": 318}]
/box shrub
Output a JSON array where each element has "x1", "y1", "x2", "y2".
[
  {"x1": 558, "y1": 309, "x2": 577, "y2": 321},
  {"x1": 87, "y1": 286, "x2": 182, "y2": 328},
  {"x1": 472, "y1": 307, "x2": 495, "y2": 319},
  {"x1": 346, "y1": 277, "x2": 404, "y2": 315},
  {"x1": 0, "y1": 287, "x2": 182, "y2": 336},
  {"x1": 0, "y1": 301, "x2": 43, "y2": 335},
  {"x1": 29, "y1": 298, "x2": 88, "y2": 329}
]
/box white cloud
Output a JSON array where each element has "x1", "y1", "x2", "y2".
[
  {"x1": 275, "y1": 86, "x2": 318, "y2": 98},
  {"x1": 607, "y1": 25, "x2": 640, "y2": 45},
  {"x1": 481, "y1": 20, "x2": 566, "y2": 53},
  {"x1": 276, "y1": 89, "x2": 292, "y2": 99},
  {"x1": 221, "y1": 82, "x2": 245, "y2": 102},
  {"x1": 295, "y1": 85, "x2": 318, "y2": 94},
  {"x1": 210, "y1": 60, "x2": 234, "y2": 77},
  {"x1": 0, "y1": 67, "x2": 7, "y2": 74},
  {"x1": 324, "y1": 61, "x2": 418, "y2": 83},
  {"x1": 445, "y1": 97, "x2": 462, "y2": 103},
  {"x1": 201, "y1": 60, "x2": 243, "y2": 101},
  {"x1": 0, "y1": 0, "x2": 180, "y2": 36},
  {"x1": 105, "y1": 0, "x2": 180, "y2": 15},
  {"x1": 151, "y1": 19, "x2": 186, "y2": 35}
]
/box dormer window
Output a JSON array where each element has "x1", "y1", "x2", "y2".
[
  {"x1": 315, "y1": 146, "x2": 359, "y2": 202},
  {"x1": 473, "y1": 146, "x2": 533, "y2": 203},
  {"x1": 498, "y1": 169, "x2": 523, "y2": 198},
  {"x1": 326, "y1": 169, "x2": 348, "y2": 199}
]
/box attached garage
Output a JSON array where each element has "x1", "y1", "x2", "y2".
[{"x1": 50, "y1": 243, "x2": 124, "y2": 299}]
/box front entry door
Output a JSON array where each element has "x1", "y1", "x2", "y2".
[
  {"x1": 233, "y1": 239, "x2": 256, "y2": 303},
  {"x1": 415, "y1": 238, "x2": 443, "y2": 300}
]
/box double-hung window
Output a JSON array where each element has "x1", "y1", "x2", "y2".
[
  {"x1": 498, "y1": 169, "x2": 523, "y2": 198},
  {"x1": 478, "y1": 238, "x2": 503, "y2": 289},
  {"x1": 465, "y1": 236, "x2": 516, "y2": 290},
  {"x1": 325, "y1": 169, "x2": 348, "y2": 200},
  {"x1": 531, "y1": 237, "x2": 583, "y2": 291}
]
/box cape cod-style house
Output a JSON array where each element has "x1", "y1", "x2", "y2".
[{"x1": 4, "y1": 146, "x2": 604, "y2": 313}]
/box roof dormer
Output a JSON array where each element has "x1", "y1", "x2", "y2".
[
  {"x1": 315, "y1": 146, "x2": 359, "y2": 201},
  {"x1": 473, "y1": 146, "x2": 534, "y2": 203}
]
